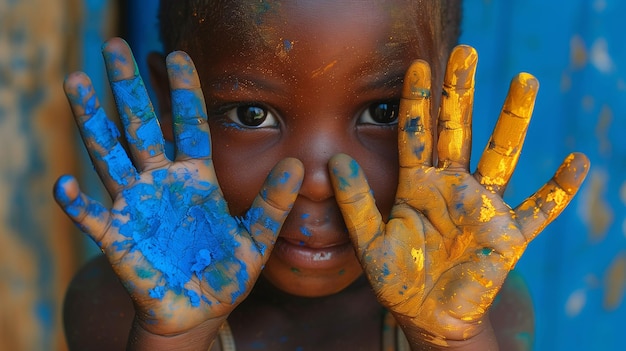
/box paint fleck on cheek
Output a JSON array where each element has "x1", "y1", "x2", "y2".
[
  {"x1": 300, "y1": 226, "x2": 312, "y2": 237},
  {"x1": 275, "y1": 39, "x2": 294, "y2": 61}
]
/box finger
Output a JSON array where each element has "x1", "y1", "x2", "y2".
[
  {"x1": 64, "y1": 72, "x2": 139, "y2": 195},
  {"x1": 53, "y1": 174, "x2": 113, "y2": 248},
  {"x1": 103, "y1": 37, "x2": 167, "y2": 170},
  {"x1": 475, "y1": 73, "x2": 539, "y2": 195},
  {"x1": 329, "y1": 153, "x2": 384, "y2": 252},
  {"x1": 238, "y1": 158, "x2": 304, "y2": 262},
  {"x1": 398, "y1": 60, "x2": 433, "y2": 169},
  {"x1": 437, "y1": 45, "x2": 477, "y2": 170},
  {"x1": 166, "y1": 51, "x2": 212, "y2": 161},
  {"x1": 514, "y1": 152, "x2": 590, "y2": 242}
]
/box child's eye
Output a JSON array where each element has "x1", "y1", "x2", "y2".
[
  {"x1": 224, "y1": 104, "x2": 278, "y2": 128},
  {"x1": 359, "y1": 101, "x2": 400, "y2": 125}
]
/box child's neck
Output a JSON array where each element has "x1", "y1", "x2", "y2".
[{"x1": 228, "y1": 274, "x2": 384, "y2": 350}]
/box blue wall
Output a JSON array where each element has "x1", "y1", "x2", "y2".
[{"x1": 461, "y1": 1, "x2": 626, "y2": 350}]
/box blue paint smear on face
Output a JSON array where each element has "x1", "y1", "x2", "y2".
[
  {"x1": 300, "y1": 226, "x2": 312, "y2": 237},
  {"x1": 171, "y1": 89, "x2": 210, "y2": 158},
  {"x1": 283, "y1": 39, "x2": 293, "y2": 52},
  {"x1": 112, "y1": 171, "x2": 248, "y2": 305}
]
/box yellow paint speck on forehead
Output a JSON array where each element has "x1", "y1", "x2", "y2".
[
  {"x1": 411, "y1": 248, "x2": 424, "y2": 271},
  {"x1": 479, "y1": 195, "x2": 496, "y2": 222},
  {"x1": 311, "y1": 60, "x2": 338, "y2": 78},
  {"x1": 604, "y1": 252, "x2": 626, "y2": 311}
]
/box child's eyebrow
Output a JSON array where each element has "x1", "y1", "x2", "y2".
[
  {"x1": 204, "y1": 74, "x2": 285, "y2": 94},
  {"x1": 356, "y1": 68, "x2": 406, "y2": 94}
]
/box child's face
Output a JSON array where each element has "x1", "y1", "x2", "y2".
[{"x1": 158, "y1": 0, "x2": 443, "y2": 297}]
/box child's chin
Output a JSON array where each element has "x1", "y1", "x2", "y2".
[{"x1": 261, "y1": 253, "x2": 364, "y2": 297}]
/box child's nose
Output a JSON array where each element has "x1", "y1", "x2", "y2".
[{"x1": 290, "y1": 128, "x2": 351, "y2": 202}]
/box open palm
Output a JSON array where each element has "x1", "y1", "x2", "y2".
[
  {"x1": 329, "y1": 46, "x2": 589, "y2": 343},
  {"x1": 54, "y1": 38, "x2": 303, "y2": 335}
]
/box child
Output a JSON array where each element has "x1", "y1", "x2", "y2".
[{"x1": 54, "y1": 1, "x2": 589, "y2": 350}]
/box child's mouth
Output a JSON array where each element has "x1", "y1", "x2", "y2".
[{"x1": 272, "y1": 237, "x2": 355, "y2": 270}]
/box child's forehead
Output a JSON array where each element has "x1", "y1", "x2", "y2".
[{"x1": 202, "y1": 0, "x2": 438, "y2": 51}]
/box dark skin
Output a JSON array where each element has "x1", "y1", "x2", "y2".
[
  {"x1": 58, "y1": 1, "x2": 588, "y2": 350},
  {"x1": 65, "y1": 256, "x2": 533, "y2": 350}
]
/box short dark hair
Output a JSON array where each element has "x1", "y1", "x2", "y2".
[{"x1": 158, "y1": 0, "x2": 462, "y2": 56}]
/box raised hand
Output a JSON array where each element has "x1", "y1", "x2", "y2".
[
  {"x1": 329, "y1": 45, "x2": 589, "y2": 346},
  {"x1": 54, "y1": 38, "x2": 303, "y2": 336}
]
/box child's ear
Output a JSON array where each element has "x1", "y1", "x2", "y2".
[{"x1": 147, "y1": 52, "x2": 174, "y2": 142}]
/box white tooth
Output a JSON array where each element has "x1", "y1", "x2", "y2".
[{"x1": 312, "y1": 252, "x2": 332, "y2": 261}]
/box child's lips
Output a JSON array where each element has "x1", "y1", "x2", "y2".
[{"x1": 272, "y1": 236, "x2": 355, "y2": 270}]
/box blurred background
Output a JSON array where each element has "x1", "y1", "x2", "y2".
[{"x1": 0, "y1": 0, "x2": 624, "y2": 350}]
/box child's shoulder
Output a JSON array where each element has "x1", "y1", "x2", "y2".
[
  {"x1": 64, "y1": 254, "x2": 134, "y2": 350},
  {"x1": 490, "y1": 270, "x2": 535, "y2": 350}
]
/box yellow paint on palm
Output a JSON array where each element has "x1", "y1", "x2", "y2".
[
  {"x1": 467, "y1": 269, "x2": 493, "y2": 289},
  {"x1": 447, "y1": 229, "x2": 472, "y2": 261},
  {"x1": 477, "y1": 73, "x2": 538, "y2": 193},
  {"x1": 411, "y1": 247, "x2": 425, "y2": 271},
  {"x1": 479, "y1": 194, "x2": 496, "y2": 222}
]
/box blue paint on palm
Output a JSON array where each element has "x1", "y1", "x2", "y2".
[{"x1": 110, "y1": 168, "x2": 248, "y2": 306}]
